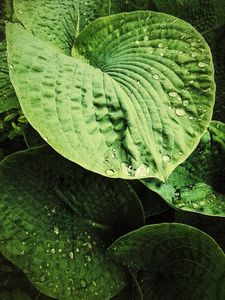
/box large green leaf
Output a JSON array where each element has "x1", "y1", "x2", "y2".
[
  {"x1": 143, "y1": 121, "x2": 225, "y2": 216},
  {"x1": 108, "y1": 223, "x2": 225, "y2": 299},
  {"x1": 0, "y1": 146, "x2": 144, "y2": 300},
  {"x1": 7, "y1": 12, "x2": 215, "y2": 180},
  {"x1": 0, "y1": 41, "x2": 19, "y2": 112}
]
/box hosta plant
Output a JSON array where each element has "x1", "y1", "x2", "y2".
[{"x1": 0, "y1": 0, "x2": 225, "y2": 299}]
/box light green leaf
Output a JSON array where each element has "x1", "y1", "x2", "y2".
[
  {"x1": 143, "y1": 121, "x2": 225, "y2": 216},
  {"x1": 13, "y1": 0, "x2": 115, "y2": 54},
  {"x1": 6, "y1": 11, "x2": 215, "y2": 180},
  {"x1": 0, "y1": 146, "x2": 144, "y2": 300},
  {"x1": 108, "y1": 223, "x2": 225, "y2": 300},
  {"x1": 0, "y1": 41, "x2": 19, "y2": 112},
  {"x1": 152, "y1": 0, "x2": 225, "y2": 34}
]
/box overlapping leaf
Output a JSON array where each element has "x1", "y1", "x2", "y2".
[
  {"x1": 108, "y1": 223, "x2": 225, "y2": 299},
  {"x1": 7, "y1": 11, "x2": 215, "y2": 180},
  {"x1": 144, "y1": 121, "x2": 225, "y2": 216},
  {"x1": 0, "y1": 146, "x2": 144, "y2": 300}
]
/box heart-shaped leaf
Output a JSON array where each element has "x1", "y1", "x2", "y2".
[
  {"x1": 6, "y1": 11, "x2": 215, "y2": 180},
  {"x1": 108, "y1": 223, "x2": 225, "y2": 299},
  {"x1": 143, "y1": 121, "x2": 225, "y2": 216},
  {"x1": 0, "y1": 146, "x2": 144, "y2": 300}
]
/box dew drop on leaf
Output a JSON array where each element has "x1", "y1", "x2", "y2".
[
  {"x1": 175, "y1": 108, "x2": 186, "y2": 117},
  {"x1": 152, "y1": 74, "x2": 159, "y2": 80},
  {"x1": 105, "y1": 169, "x2": 115, "y2": 176},
  {"x1": 198, "y1": 62, "x2": 206, "y2": 68},
  {"x1": 162, "y1": 155, "x2": 171, "y2": 162}
]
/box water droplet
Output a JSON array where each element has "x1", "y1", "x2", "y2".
[
  {"x1": 51, "y1": 249, "x2": 55, "y2": 254},
  {"x1": 135, "y1": 164, "x2": 149, "y2": 177},
  {"x1": 121, "y1": 162, "x2": 132, "y2": 176},
  {"x1": 175, "y1": 192, "x2": 180, "y2": 197},
  {"x1": 75, "y1": 248, "x2": 80, "y2": 253},
  {"x1": 106, "y1": 169, "x2": 115, "y2": 176},
  {"x1": 190, "y1": 51, "x2": 198, "y2": 58},
  {"x1": 189, "y1": 116, "x2": 194, "y2": 120},
  {"x1": 144, "y1": 36, "x2": 149, "y2": 42},
  {"x1": 158, "y1": 43, "x2": 163, "y2": 48},
  {"x1": 152, "y1": 74, "x2": 159, "y2": 80},
  {"x1": 162, "y1": 155, "x2": 171, "y2": 162},
  {"x1": 69, "y1": 251, "x2": 74, "y2": 259},
  {"x1": 191, "y1": 42, "x2": 197, "y2": 47},
  {"x1": 84, "y1": 255, "x2": 92, "y2": 262},
  {"x1": 80, "y1": 280, "x2": 87, "y2": 288},
  {"x1": 135, "y1": 40, "x2": 140, "y2": 45},
  {"x1": 169, "y1": 91, "x2": 178, "y2": 98},
  {"x1": 198, "y1": 62, "x2": 206, "y2": 68},
  {"x1": 92, "y1": 281, "x2": 97, "y2": 286},
  {"x1": 9, "y1": 64, "x2": 13, "y2": 69},
  {"x1": 183, "y1": 100, "x2": 189, "y2": 107},
  {"x1": 53, "y1": 226, "x2": 59, "y2": 235},
  {"x1": 104, "y1": 158, "x2": 109, "y2": 164},
  {"x1": 176, "y1": 108, "x2": 186, "y2": 117}
]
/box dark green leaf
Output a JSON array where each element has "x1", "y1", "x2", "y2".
[
  {"x1": 143, "y1": 121, "x2": 225, "y2": 216},
  {"x1": 0, "y1": 146, "x2": 144, "y2": 300},
  {"x1": 108, "y1": 223, "x2": 225, "y2": 300}
]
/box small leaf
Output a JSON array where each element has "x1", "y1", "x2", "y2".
[
  {"x1": 6, "y1": 11, "x2": 215, "y2": 180},
  {"x1": 0, "y1": 146, "x2": 144, "y2": 300},
  {"x1": 143, "y1": 121, "x2": 225, "y2": 216},
  {"x1": 108, "y1": 223, "x2": 225, "y2": 299}
]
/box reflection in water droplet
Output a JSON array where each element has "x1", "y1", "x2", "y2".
[
  {"x1": 162, "y1": 155, "x2": 171, "y2": 162},
  {"x1": 106, "y1": 169, "x2": 115, "y2": 176},
  {"x1": 121, "y1": 162, "x2": 132, "y2": 176},
  {"x1": 80, "y1": 280, "x2": 87, "y2": 288},
  {"x1": 135, "y1": 164, "x2": 149, "y2": 177},
  {"x1": 183, "y1": 100, "x2": 189, "y2": 107},
  {"x1": 169, "y1": 91, "x2": 178, "y2": 98},
  {"x1": 198, "y1": 62, "x2": 206, "y2": 68},
  {"x1": 53, "y1": 226, "x2": 59, "y2": 235},
  {"x1": 176, "y1": 108, "x2": 186, "y2": 117},
  {"x1": 152, "y1": 74, "x2": 159, "y2": 80}
]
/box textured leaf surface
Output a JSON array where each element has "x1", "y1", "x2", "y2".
[
  {"x1": 0, "y1": 41, "x2": 19, "y2": 112},
  {"x1": 0, "y1": 253, "x2": 53, "y2": 300},
  {"x1": 108, "y1": 223, "x2": 225, "y2": 300},
  {"x1": 175, "y1": 211, "x2": 225, "y2": 252},
  {"x1": 7, "y1": 12, "x2": 215, "y2": 180},
  {"x1": 14, "y1": 0, "x2": 115, "y2": 54},
  {"x1": 144, "y1": 121, "x2": 225, "y2": 216},
  {"x1": 0, "y1": 146, "x2": 144, "y2": 300}
]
